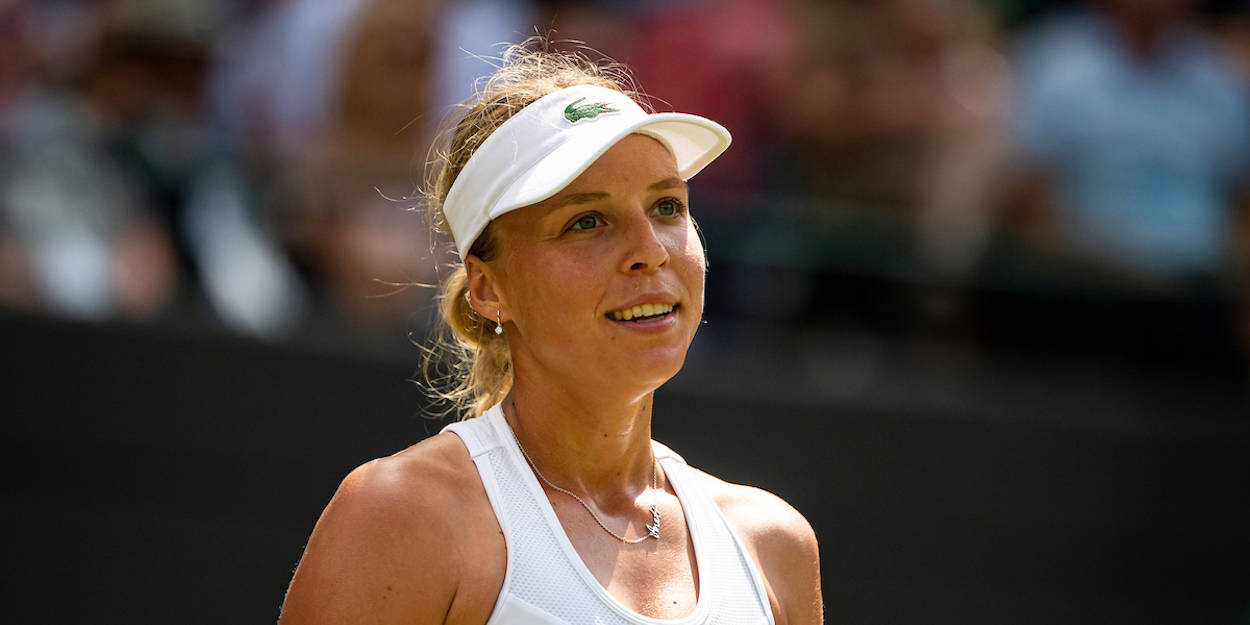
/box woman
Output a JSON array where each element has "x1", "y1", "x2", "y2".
[{"x1": 279, "y1": 41, "x2": 823, "y2": 625}]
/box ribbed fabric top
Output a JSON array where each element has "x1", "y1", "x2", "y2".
[{"x1": 442, "y1": 404, "x2": 774, "y2": 625}]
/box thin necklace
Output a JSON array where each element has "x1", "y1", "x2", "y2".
[{"x1": 507, "y1": 405, "x2": 661, "y2": 544}]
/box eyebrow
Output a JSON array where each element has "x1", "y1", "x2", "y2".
[
  {"x1": 550, "y1": 191, "x2": 609, "y2": 210},
  {"x1": 648, "y1": 177, "x2": 687, "y2": 192},
  {"x1": 549, "y1": 178, "x2": 688, "y2": 211}
]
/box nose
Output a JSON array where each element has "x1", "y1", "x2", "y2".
[{"x1": 619, "y1": 211, "x2": 669, "y2": 274}]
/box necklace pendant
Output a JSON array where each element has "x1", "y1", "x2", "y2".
[{"x1": 645, "y1": 504, "x2": 661, "y2": 539}]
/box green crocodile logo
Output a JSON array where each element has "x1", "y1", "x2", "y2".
[{"x1": 563, "y1": 97, "x2": 619, "y2": 123}]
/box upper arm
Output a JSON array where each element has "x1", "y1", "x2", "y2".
[
  {"x1": 277, "y1": 457, "x2": 463, "y2": 625},
  {"x1": 751, "y1": 496, "x2": 822, "y2": 625},
  {"x1": 703, "y1": 474, "x2": 823, "y2": 625}
]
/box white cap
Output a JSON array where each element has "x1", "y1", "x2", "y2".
[{"x1": 443, "y1": 84, "x2": 732, "y2": 258}]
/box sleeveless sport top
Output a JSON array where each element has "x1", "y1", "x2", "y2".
[{"x1": 442, "y1": 404, "x2": 775, "y2": 625}]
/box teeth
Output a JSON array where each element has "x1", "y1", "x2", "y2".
[{"x1": 610, "y1": 303, "x2": 674, "y2": 321}]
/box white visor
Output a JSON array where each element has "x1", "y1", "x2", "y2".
[{"x1": 443, "y1": 84, "x2": 732, "y2": 258}]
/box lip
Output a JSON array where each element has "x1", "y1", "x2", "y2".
[
  {"x1": 603, "y1": 293, "x2": 682, "y2": 331},
  {"x1": 606, "y1": 305, "x2": 681, "y2": 333},
  {"x1": 605, "y1": 293, "x2": 680, "y2": 317}
]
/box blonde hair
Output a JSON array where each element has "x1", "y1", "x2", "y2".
[{"x1": 419, "y1": 37, "x2": 642, "y2": 419}]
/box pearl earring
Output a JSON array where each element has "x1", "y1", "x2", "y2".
[{"x1": 495, "y1": 310, "x2": 504, "y2": 335}]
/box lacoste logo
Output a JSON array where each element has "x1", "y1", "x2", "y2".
[{"x1": 563, "y1": 97, "x2": 618, "y2": 123}]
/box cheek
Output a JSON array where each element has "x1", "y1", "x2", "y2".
[
  {"x1": 508, "y1": 247, "x2": 604, "y2": 321},
  {"x1": 682, "y1": 225, "x2": 706, "y2": 272},
  {"x1": 676, "y1": 232, "x2": 707, "y2": 301}
]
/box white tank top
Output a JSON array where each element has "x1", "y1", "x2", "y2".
[{"x1": 442, "y1": 404, "x2": 775, "y2": 625}]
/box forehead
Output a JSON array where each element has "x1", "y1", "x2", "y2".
[
  {"x1": 485, "y1": 133, "x2": 682, "y2": 243},
  {"x1": 556, "y1": 133, "x2": 680, "y2": 193}
]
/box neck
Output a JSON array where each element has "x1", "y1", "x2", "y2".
[{"x1": 503, "y1": 383, "x2": 657, "y2": 510}]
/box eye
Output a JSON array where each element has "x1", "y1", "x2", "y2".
[
  {"x1": 653, "y1": 198, "x2": 684, "y2": 217},
  {"x1": 569, "y1": 213, "x2": 603, "y2": 231}
]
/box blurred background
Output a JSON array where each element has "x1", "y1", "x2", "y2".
[{"x1": 3, "y1": 0, "x2": 1249, "y2": 623}]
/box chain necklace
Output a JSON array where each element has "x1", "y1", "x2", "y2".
[{"x1": 507, "y1": 409, "x2": 661, "y2": 544}]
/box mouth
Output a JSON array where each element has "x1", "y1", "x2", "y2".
[{"x1": 606, "y1": 302, "x2": 679, "y2": 322}]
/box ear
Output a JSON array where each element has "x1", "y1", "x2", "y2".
[{"x1": 465, "y1": 254, "x2": 507, "y2": 323}]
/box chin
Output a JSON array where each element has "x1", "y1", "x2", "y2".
[{"x1": 617, "y1": 349, "x2": 689, "y2": 390}]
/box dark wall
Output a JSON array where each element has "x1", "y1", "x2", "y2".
[{"x1": 4, "y1": 311, "x2": 1249, "y2": 624}]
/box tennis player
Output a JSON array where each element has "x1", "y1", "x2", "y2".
[{"x1": 278, "y1": 41, "x2": 822, "y2": 625}]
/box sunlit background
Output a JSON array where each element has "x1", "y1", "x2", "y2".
[{"x1": 3, "y1": 0, "x2": 1249, "y2": 623}]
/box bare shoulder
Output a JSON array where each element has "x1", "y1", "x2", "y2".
[
  {"x1": 279, "y1": 431, "x2": 503, "y2": 625},
  {"x1": 337, "y1": 430, "x2": 483, "y2": 516},
  {"x1": 320, "y1": 431, "x2": 485, "y2": 549},
  {"x1": 694, "y1": 468, "x2": 819, "y2": 560},
  {"x1": 693, "y1": 468, "x2": 824, "y2": 625}
]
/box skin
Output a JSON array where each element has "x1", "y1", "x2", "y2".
[{"x1": 278, "y1": 134, "x2": 823, "y2": 625}]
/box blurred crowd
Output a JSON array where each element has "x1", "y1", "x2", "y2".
[{"x1": 2, "y1": 0, "x2": 1249, "y2": 368}]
